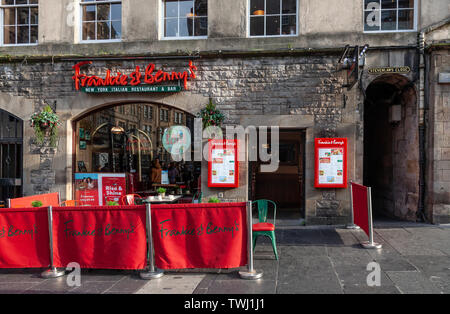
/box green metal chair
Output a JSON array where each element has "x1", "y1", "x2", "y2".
[
  {"x1": 192, "y1": 191, "x2": 203, "y2": 203},
  {"x1": 252, "y1": 199, "x2": 278, "y2": 260}
]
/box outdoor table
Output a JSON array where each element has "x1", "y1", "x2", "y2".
[{"x1": 143, "y1": 195, "x2": 182, "y2": 204}]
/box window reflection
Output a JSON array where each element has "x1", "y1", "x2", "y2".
[
  {"x1": 250, "y1": 0, "x2": 297, "y2": 37},
  {"x1": 163, "y1": 0, "x2": 208, "y2": 38},
  {"x1": 75, "y1": 104, "x2": 199, "y2": 196},
  {"x1": 81, "y1": 1, "x2": 121, "y2": 41},
  {"x1": 1, "y1": 0, "x2": 38, "y2": 45}
]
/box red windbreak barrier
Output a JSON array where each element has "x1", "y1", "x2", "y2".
[
  {"x1": 0, "y1": 208, "x2": 50, "y2": 268},
  {"x1": 351, "y1": 183, "x2": 370, "y2": 237},
  {"x1": 52, "y1": 206, "x2": 147, "y2": 270},
  {"x1": 152, "y1": 203, "x2": 248, "y2": 270}
]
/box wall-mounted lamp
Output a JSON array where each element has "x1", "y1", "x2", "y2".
[{"x1": 253, "y1": 10, "x2": 265, "y2": 15}]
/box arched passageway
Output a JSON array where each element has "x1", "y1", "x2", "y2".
[{"x1": 364, "y1": 74, "x2": 419, "y2": 220}]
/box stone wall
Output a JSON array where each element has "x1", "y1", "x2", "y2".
[
  {"x1": 0, "y1": 52, "x2": 359, "y2": 224},
  {"x1": 428, "y1": 48, "x2": 450, "y2": 224}
]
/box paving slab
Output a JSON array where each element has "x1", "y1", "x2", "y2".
[
  {"x1": 386, "y1": 271, "x2": 443, "y2": 294},
  {"x1": 0, "y1": 219, "x2": 448, "y2": 294},
  {"x1": 136, "y1": 274, "x2": 206, "y2": 294}
]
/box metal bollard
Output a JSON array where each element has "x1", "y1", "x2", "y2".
[
  {"x1": 41, "y1": 206, "x2": 66, "y2": 278},
  {"x1": 140, "y1": 202, "x2": 164, "y2": 280},
  {"x1": 239, "y1": 201, "x2": 263, "y2": 280}
]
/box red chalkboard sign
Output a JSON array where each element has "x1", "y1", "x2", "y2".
[
  {"x1": 208, "y1": 140, "x2": 239, "y2": 188},
  {"x1": 315, "y1": 138, "x2": 348, "y2": 188}
]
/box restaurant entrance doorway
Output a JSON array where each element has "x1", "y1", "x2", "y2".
[{"x1": 250, "y1": 129, "x2": 305, "y2": 218}]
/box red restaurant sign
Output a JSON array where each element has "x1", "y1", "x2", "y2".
[{"x1": 72, "y1": 60, "x2": 197, "y2": 91}]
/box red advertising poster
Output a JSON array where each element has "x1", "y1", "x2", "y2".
[
  {"x1": 75, "y1": 173, "x2": 126, "y2": 206},
  {"x1": 351, "y1": 183, "x2": 370, "y2": 237},
  {"x1": 74, "y1": 173, "x2": 99, "y2": 205},
  {"x1": 100, "y1": 174, "x2": 126, "y2": 206},
  {"x1": 315, "y1": 138, "x2": 348, "y2": 188},
  {"x1": 52, "y1": 206, "x2": 147, "y2": 270},
  {"x1": 0, "y1": 208, "x2": 50, "y2": 268},
  {"x1": 151, "y1": 203, "x2": 248, "y2": 269},
  {"x1": 208, "y1": 140, "x2": 239, "y2": 188}
]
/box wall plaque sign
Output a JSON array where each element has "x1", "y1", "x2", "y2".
[{"x1": 368, "y1": 66, "x2": 411, "y2": 75}]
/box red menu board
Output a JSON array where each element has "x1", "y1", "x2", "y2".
[
  {"x1": 208, "y1": 140, "x2": 239, "y2": 188},
  {"x1": 315, "y1": 138, "x2": 348, "y2": 188}
]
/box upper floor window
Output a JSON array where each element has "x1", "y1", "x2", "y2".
[
  {"x1": 364, "y1": 0, "x2": 417, "y2": 32},
  {"x1": 162, "y1": 0, "x2": 207, "y2": 39},
  {"x1": 81, "y1": 0, "x2": 121, "y2": 42},
  {"x1": 249, "y1": 0, "x2": 297, "y2": 37},
  {"x1": 1, "y1": 0, "x2": 38, "y2": 45}
]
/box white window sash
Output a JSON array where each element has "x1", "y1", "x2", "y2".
[
  {"x1": 80, "y1": 0, "x2": 122, "y2": 43},
  {"x1": 363, "y1": 0, "x2": 418, "y2": 33},
  {"x1": 248, "y1": 0, "x2": 298, "y2": 38},
  {"x1": 161, "y1": 0, "x2": 208, "y2": 40},
  {"x1": 0, "y1": 2, "x2": 39, "y2": 46}
]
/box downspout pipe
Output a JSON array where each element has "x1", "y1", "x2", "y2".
[{"x1": 417, "y1": 31, "x2": 427, "y2": 222}]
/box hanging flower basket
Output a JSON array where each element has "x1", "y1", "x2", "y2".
[
  {"x1": 197, "y1": 98, "x2": 225, "y2": 130},
  {"x1": 30, "y1": 105, "x2": 61, "y2": 147}
]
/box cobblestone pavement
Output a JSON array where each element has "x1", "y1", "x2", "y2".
[{"x1": 0, "y1": 219, "x2": 448, "y2": 294}]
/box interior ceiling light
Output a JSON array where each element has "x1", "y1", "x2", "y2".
[{"x1": 111, "y1": 125, "x2": 125, "y2": 134}]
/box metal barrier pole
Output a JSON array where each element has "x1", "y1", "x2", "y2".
[
  {"x1": 140, "y1": 202, "x2": 164, "y2": 280},
  {"x1": 346, "y1": 181, "x2": 360, "y2": 229},
  {"x1": 361, "y1": 187, "x2": 382, "y2": 249},
  {"x1": 6, "y1": 199, "x2": 11, "y2": 208},
  {"x1": 239, "y1": 201, "x2": 263, "y2": 280},
  {"x1": 41, "y1": 206, "x2": 66, "y2": 278}
]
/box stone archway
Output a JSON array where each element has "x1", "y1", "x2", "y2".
[
  {"x1": 62, "y1": 92, "x2": 209, "y2": 200},
  {"x1": 363, "y1": 74, "x2": 419, "y2": 220}
]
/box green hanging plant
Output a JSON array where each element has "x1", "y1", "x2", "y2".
[
  {"x1": 30, "y1": 105, "x2": 60, "y2": 147},
  {"x1": 197, "y1": 98, "x2": 225, "y2": 129}
]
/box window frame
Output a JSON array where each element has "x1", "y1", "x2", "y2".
[
  {"x1": 0, "y1": 0, "x2": 39, "y2": 47},
  {"x1": 79, "y1": 0, "x2": 122, "y2": 43},
  {"x1": 247, "y1": 0, "x2": 298, "y2": 38},
  {"x1": 363, "y1": 0, "x2": 418, "y2": 33},
  {"x1": 160, "y1": 0, "x2": 208, "y2": 40}
]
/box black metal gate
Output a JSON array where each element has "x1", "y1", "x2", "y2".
[{"x1": 0, "y1": 109, "x2": 23, "y2": 207}]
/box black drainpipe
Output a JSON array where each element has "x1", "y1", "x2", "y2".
[{"x1": 417, "y1": 32, "x2": 427, "y2": 222}]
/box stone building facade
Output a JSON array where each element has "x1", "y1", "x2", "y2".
[{"x1": 0, "y1": 0, "x2": 448, "y2": 225}]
